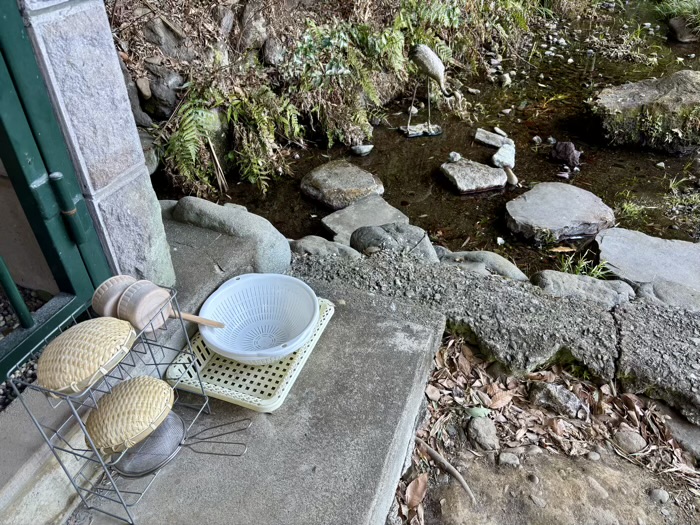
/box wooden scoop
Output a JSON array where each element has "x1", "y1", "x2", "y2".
[{"x1": 116, "y1": 280, "x2": 225, "y2": 332}]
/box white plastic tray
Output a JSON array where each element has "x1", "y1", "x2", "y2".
[{"x1": 165, "y1": 299, "x2": 334, "y2": 412}]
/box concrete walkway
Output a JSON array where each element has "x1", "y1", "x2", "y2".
[{"x1": 77, "y1": 281, "x2": 445, "y2": 525}]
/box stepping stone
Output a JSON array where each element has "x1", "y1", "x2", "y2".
[
  {"x1": 322, "y1": 194, "x2": 408, "y2": 245},
  {"x1": 350, "y1": 223, "x2": 438, "y2": 262},
  {"x1": 301, "y1": 160, "x2": 384, "y2": 210},
  {"x1": 594, "y1": 70, "x2": 700, "y2": 154},
  {"x1": 440, "y1": 159, "x2": 507, "y2": 193},
  {"x1": 475, "y1": 128, "x2": 514, "y2": 148},
  {"x1": 506, "y1": 183, "x2": 615, "y2": 242},
  {"x1": 596, "y1": 228, "x2": 700, "y2": 293}
]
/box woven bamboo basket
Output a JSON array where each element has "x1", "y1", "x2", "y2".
[
  {"x1": 37, "y1": 318, "x2": 136, "y2": 395},
  {"x1": 85, "y1": 376, "x2": 174, "y2": 456}
]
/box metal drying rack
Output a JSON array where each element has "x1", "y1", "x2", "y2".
[{"x1": 7, "y1": 289, "x2": 249, "y2": 525}]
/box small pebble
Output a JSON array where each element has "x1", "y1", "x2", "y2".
[
  {"x1": 496, "y1": 237, "x2": 506, "y2": 246},
  {"x1": 448, "y1": 151, "x2": 461, "y2": 163},
  {"x1": 494, "y1": 127, "x2": 508, "y2": 138},
  {"x1": 409, "y1": 105, "x2": 419, "y2": 116},
  {"x1": 527, "y1": 473, "x2": 539, "y2": 484},
  {"x1": 501, "y1": 108, "x2": 512, "y2": 116},
  {"x1": 467, "y1": 88, "x2": 481, "y2": 95},
  {"x1": 656, "y1": 162, "x2": 666, "y2": 169},
  {"x1": 586, "y1": 451, "x2": 601, "y2": 461},
  {"x1": 530, "y1": 494, "x2": 547, "y2": 508},
  {"x1": 547, "y1": 136, "x2": 557, "y2": 144},
  {"x1": 567, "y1": 58, "x2": 574, "y2": 64},
  {"x1": 532, "y1": 135, "x2": 542, "y2": 145},
  {"x1": 649, "y1": 488, "x2": 669, "y2": 505},
  {"x1": 498, "y1": 452, "x2": 520, "y2": 468}
]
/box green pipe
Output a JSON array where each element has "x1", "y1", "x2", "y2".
[
  {"x1": 49, "y1": 172, "x2": 88, "y2": 245},
  {"x1": 0, "y1": 257, "x2": 35, "y2": 329}
]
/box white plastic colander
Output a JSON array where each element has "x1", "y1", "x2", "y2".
[{"x1": 198, "y1": 274, "x2": 320, "y2": 365}]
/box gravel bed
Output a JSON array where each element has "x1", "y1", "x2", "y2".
[{"x1": 0, "y1": 287, "x2": 48, "y2": 411}]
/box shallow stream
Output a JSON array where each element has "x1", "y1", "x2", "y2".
[{"x1": 181, "y1": 3, "x2": 700, "y2": 274}]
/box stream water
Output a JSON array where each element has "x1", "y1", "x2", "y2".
[{"x1": 165, "y1": 2, "x2": 700, "y2": 274}]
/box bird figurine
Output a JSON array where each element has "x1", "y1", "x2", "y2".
[{"x1": 402, "y1": 44, "x2": 453, "y2": 137}]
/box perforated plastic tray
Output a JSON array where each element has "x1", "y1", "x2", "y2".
[{"x1": 165, "y1": 299, "x2": 334, "y2": 412}]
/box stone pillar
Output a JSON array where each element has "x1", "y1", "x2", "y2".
[{"x1": 20, "y1": 0, "x2": 175, "y2": 286}]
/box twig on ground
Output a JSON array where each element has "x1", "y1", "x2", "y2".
[{"x1": 415, "y1": 436, "x2": 477, "y2": 506}]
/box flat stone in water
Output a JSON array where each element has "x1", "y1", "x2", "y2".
[
  {"x1": 440, "y1": 159, "x2": 507, "y2": 193},
  {"x1": 321, "y1": 194, "x2": 409, "y2": 245},
  {"x1": 506, "y1": 182, "x2": 615, "y2": 242},
  {"x1": 596, "y1": 228, "x2": 700, "y2": 293},
  {"x1": 301, "y1": 160, "x2": 384, "y2": 210}
]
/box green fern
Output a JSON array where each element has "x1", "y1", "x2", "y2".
[{"x1": 165, "y1": 99, "x2": 211, "y2": 187}]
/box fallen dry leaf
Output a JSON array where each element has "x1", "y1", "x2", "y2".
[
  {"x1": 406, "y1": 473, "x2": 429, "y2": 509},
  {"x1": 425, "y1": 384, "x2": 441, "y2": 402},
  {"x1": 548, "y1": 246, "x2": 577, "y2": 253},
  {"x1": 490, "y1": 391, "x2": 514, "y2": 410}
]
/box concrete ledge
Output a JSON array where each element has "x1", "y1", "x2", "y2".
[{"x1": 80, "y1": 282, "x2": 445, "y2": 525}]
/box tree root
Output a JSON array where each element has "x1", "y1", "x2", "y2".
[{"x1": 415, "y1": 436, "x2": 477, "y2": 506}]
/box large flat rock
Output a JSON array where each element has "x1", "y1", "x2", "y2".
[
  {"x1": 82, "y1": 282, "x2": 445, "y2": 525},
  {"x1": 615, "y1": 301, "x2": 700, "y2": 425},
  {"x1": 322, "y1": 194, "x2": 409, "y2": 245},
  {"x1": 594, "y1": 70, "x2": 700, "y2": 154},
  {"x1": 506, "y1": 182, "x2": 615, "y2": 242},
  {"x1": 301, "y1": 160, "x2": 384, "y2": 210},
  {"x1": 440, "y1": 159, "x2": 507, "y2": 193},
  {"x1": 596, "y1": 228, "x2": 700, "y2": 292}
]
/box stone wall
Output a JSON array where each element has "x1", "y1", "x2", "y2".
[{"x1": 20, "y1": 0, "x2": 175, "y2": 286}]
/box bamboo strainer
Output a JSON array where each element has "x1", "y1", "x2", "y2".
[
  {"x1": 37, "y1": 318, "x2": 136, "y2": 395},
  {"x1": 117, "y1": 280, "x2": 224, "y2": 332},
  {"x1": 85, "y1": 376, "x2": 174, "y2": 456},
  {"x1": 92, "y1": 275, "x2": 137, "y2": 317}
]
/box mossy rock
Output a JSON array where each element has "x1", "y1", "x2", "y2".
[{"x1": 594, "y1": 70, "x2": 700, "y2": 154}]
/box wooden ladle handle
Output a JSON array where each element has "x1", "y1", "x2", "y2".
[{"x1": 176, "y1": 312, "x2": 225, "y2": 328}]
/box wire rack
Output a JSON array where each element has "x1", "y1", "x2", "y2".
[{"x1": 7, "y1": 289, "x2": 212, "y2": 525}]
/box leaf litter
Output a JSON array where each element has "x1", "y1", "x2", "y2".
[{"x1": 394, "y1": 334, "x2": 700, "y2": 524}]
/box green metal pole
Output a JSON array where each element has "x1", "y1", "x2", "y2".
[
  {"x1": 0, "y1": 257, "x2": 35, "y2": 329},
  {"x1": 49, "y1": 172, "x2": 88, "y2": 245}
]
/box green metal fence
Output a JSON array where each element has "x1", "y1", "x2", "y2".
[{"x1": 0, "y1": 3, "x2": 113, "y2": 379}]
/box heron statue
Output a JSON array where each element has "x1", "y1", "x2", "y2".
[{"x1": 402, "y1": 44, "x2": 453, "y2": 138}]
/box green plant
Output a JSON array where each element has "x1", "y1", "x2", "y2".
[
  {"x1": 163, "y1": 96, "x2": 227, "y2": 194},
  {"x1": 668, "y1": 176, "x2": 690, "y2": 193},
  {"x1": 225, "y1": 87, "x2": 304, "y2": 193},
  {"x1": 657, "y1": 0, "x2": 700, "y2": 34},
  {"x1": 558, "y1": 251, "x2": 612, "y2": 279}
]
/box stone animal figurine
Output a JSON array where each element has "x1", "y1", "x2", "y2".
[{"x1": 404, "y1": 44, "x2": 453, "y2": 137}]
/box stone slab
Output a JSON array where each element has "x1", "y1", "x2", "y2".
[
  {"x1": 506, "y1": 182, "x2": 615, "y2": 242},
  {"x1": 81, "y1": 282, "x2": 445, "y2": 525},
  {"x1": 440, "y1": 159, "x2": 507, "y2": 193},
  {"x1": 596, "y1": 228, "x2": 700, "y2": 292},
  {"x1": 321, "y1": 194, "x2": 409, "y2": 245},
  {"x1": 474, "y1": 128, "x2": 514, "y2": 148},
  {"x1": 290, "y1": 235, "x2": 362, "y2": 260},
  {"x1": 301, "y1": 160, "x2": 384, "y2": 210},
  {"x1": 615, "y1": 301, "x2": 700, "y2": 425}
]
